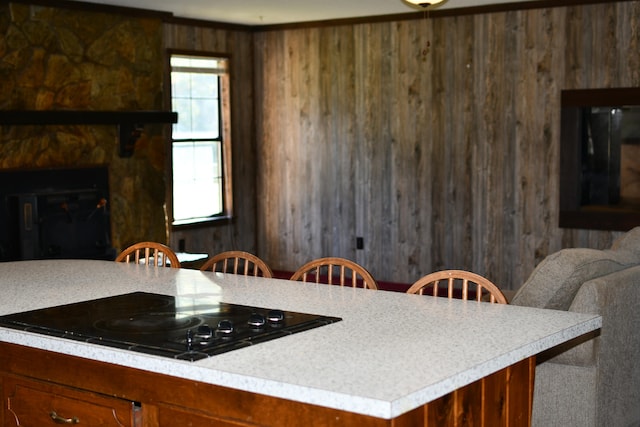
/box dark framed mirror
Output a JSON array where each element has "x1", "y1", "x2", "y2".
[{"x1": 560, "y1": 88, "x2": 640, "y2": 231}]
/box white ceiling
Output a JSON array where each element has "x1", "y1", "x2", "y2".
[{"x1": 67, "y1": 0, "x2": 540, "y2": 26}]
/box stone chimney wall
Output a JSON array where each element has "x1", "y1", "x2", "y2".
[{"x1": 0, "y1": 3, "x2": 168, "y2": 251}]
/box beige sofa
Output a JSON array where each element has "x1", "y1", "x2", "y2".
[{"x1": 511, "y1": 227, "x2": 640, "y2": 427}]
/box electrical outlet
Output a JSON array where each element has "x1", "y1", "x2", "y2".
[{"x1": 356, "y1": 237, "x2": 364, "y2": 250}]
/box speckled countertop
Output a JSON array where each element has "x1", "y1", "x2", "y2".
[{"x1": 0, "y1": 259, "x2": 601, "y2": 419}]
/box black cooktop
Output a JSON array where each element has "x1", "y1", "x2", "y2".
[{"x1": 0, "y1": 292, "x2": 341, "y2": 361}]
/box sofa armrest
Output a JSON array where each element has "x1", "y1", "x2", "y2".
[
  {"x1": 544, "y1": 278, "x2": 602, "y2": 366},
  {"x1": 551, "y1": 265, "x2": 640, "y2": 426},
  {"x1": 511, "y1": 248, "x2": 637, "y2": 310}
]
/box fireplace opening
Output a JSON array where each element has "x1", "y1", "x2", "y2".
[{"x1": 0, "y1": 167, "x2": 115, "y2": 261}]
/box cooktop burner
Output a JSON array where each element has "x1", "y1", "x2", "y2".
[{"x1": 0, "y1": 292, "x2": 342, "y2": 361}]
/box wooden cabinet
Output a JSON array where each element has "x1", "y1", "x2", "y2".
[
  {"x1": 156, "y1": 405, "x2": 251, "y2": 427},
  {"x1": 0, "y1": 342, "x2": 533, "y2": 427},
  {"x1": 2, "y1": 376, "x2": 140, "y2": 427}
]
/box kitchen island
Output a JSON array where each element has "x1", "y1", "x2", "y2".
[{"x1": 0, "y1": 260, "x2": 601, "y2": 426}]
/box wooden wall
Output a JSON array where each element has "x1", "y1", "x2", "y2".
[
  {"x1": 2, "y1": 1, "x2": 635, "y2": 286},
  {"x1": 253, "y1": 1, "x2": 640, "y2": 289}
]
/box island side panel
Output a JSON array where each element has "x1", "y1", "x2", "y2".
[
  {"x1": 0, "y1": 342, "x2": 534, "y2": 427},
  {"x1": 424, "y1": 356, "x2": 534, "y2": 426}
]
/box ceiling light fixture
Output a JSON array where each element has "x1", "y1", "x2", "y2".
[{"x1": 402, "y1": 0, "x2": 447, "y2": 9}]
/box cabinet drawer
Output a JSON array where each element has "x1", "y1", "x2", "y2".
[
  {"x1": 3, "y1": 376, "x2": 139, "y2": 427},
  {"x1": 157, "y1": 405, "x2": 251, "y2": 427}
]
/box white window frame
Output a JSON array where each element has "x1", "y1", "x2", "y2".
[{"x1": 168, "y1": 52, "x2": 233, "y2": 226}]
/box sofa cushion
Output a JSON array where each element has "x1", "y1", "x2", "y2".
[{"x1": 511, "y1": 248, "x2": 637, "y2": 310}]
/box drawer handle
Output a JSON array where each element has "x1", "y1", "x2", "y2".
[{"x1": 49, "y1": 411, "x2": 80, "y2": 424}]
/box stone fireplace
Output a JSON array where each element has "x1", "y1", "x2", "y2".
[{"x1": 1, "y1": 3, "x2": 170, "y2": 254}]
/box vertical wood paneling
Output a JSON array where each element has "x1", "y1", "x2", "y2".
[
  {"x1": 471, "y1": 12, "x2": 490, "y2": 278},
  {"x1": 256, "y1": 30, "x2": 287, "y2": 261},
  {"x1": 515, "y1": 9, "x2": 539, "y2": 282},
  {"x1": 254, "y1": 2, "x2": 638, "y2": 289},
  {"x1": 393, "y1": 19, "x2": 431, "y2": 280},
  {"x1": 353, "y1": 23, "x2": 374, "y2": 271},
  {"x1": 429, "y1": 16, "x2": 447, "y2": 271},
  {"x1": 327, "y1": 25, "x2": 357, "y2": 258},
  {"x1": 354, "y1": 22, "x2": 387, "y2": 275},
  {"x1": 497, "y1": 10, "x2": 519, "y2": 287},
  {"x1": 424, "y1": 358, "x2": 534, "y2": 426},
  {"x1": 285, "y1": 29, "x2": 305, "y2": 260},
  {"x1": 624, "y1": 2, "x2": 640, "y2": 84},
  {"x1": 483, "y1": 11, "x2": 511, "y2": 286}
]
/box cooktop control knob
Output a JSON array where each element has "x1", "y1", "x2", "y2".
[
  {"x1": 185, "y1": 329, "x2": 194, "y2": 351},
  {"x1": 216, "y1": 319, "x2": 234, "y2": 336},
  {"x1": 248, "y1": 312, "x2": 266, "y2": 328},
  {"x1": 195, "y1": 324, "x2": 213, "y2": 340},
  {"x1": 267, "y1": 309, "x2": 285, "y2": 324}
]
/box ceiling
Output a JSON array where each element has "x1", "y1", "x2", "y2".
[{"x1": 66, "y1": 0, "x2": 541, "y2": 26}]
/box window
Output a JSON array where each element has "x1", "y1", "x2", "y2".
[{"x1": 170, "y1": 53, "x2": 232, "y2": 225}]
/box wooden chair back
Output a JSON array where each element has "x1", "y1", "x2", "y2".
[
  {"x1": 406, "y1": 269, "x2": 507, "y2": 304},
  {"x1": 115, "y1": 241, "x2": 181, "y2": 268},
  {"x1": 200, "y1": 251, "x2": 274, "y2": 278},
  {"x1": 289, "y1": 257, "x2": 378, "y2": 290}
]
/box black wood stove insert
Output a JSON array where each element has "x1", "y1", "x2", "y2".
[{"x1": 0, "y1": 167, "x2": 113, "y2": 261}]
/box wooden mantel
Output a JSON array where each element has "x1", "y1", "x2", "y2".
[{"x1": 0, "y1": 110, "x2": 178, "y2": 157}]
